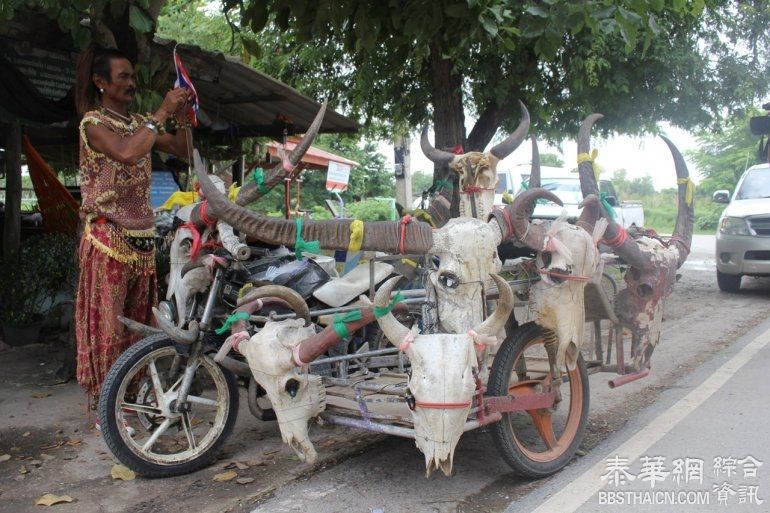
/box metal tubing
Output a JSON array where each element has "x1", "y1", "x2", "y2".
[
  {"x1": 321, "y1": 413, "x2": 416, "y2": 438},
  {"x1": 200, "y1": 269, "x2": 225, "y2": 331},
  {"x1": 217, "y1": 355, "x2": 251, "y2": 378},
  {"x1": 608, "y1": 368, "x2": 651, "y2": 389},
  {"x1": 310, "y1": 347, "x2": 400, "y2": 366},
  {"x1": 463, "y1": 412, "x2": 502, "y2": 432}
]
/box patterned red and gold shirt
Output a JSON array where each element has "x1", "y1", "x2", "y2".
[{"x1": 79, "y1": 109, "x2": 154, "y2": 231}]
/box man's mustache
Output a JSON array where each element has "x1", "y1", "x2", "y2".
[{"x1": 125, "y1": 88, "x2": 136, "y2": 95}]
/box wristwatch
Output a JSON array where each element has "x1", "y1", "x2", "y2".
[{"x1": 143, "y1": 120, "x2": 159, "y2": 135}]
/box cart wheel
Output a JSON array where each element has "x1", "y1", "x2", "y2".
[
  {"x1": 488, "y1": 322, "x2": 589, "y2": 478},
  {"x1": 99, "y1": 334, "x2": 239, "y2": 478}
]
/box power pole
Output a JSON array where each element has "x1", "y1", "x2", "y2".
[
  {"x1": 3, "y1": 122, "x2": 21, "y2": 256},
  {"x1": 394, "y1": 135, "x2": 412, "y2": 211}
]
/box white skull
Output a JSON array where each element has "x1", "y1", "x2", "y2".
[
  {"x1": 166, "y1": 224, "x2": 210, "y2": 325},
  {"x1": 403, "y1": 332, "x2": 478, "y2": 477},
  {"x1": 451, "y1": 152, "x2": 500, "y2": 221},
  {"x1": 238, "y1": 319, "x2": 326, "y2": 463},
  {"x1": 530, "y1": 217, "x2": 601, "y2": 370},
  {"x1": 429, "y1": 217, "x2": 503, "y2": 334}
]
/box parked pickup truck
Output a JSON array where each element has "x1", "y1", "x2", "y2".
[{"x1": 494, "y1": 168, "x2": 644, "y2": 229}]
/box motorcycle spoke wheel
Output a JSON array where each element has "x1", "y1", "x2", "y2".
[{"x1": 99, "y1": 335, "x2": 239, "y2": 477}]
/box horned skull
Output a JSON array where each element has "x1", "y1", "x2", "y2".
[
  {"x1": 575, "y1": 116, "x2": 693, "y2": 371},
  {"x1": 238, "y1": 318, "x2": 326, "y2": 463},
  {"x1": 373, "y1": 267, "x2": 513, "y2": 476},
  {"x1": 527, "y1": 214, "x2": 604, "y2": 370},
  {"x1": 421, "y1": 101, "x2": 530, "y2": 221}
]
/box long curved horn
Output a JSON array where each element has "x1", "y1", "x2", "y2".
[
  {"x1": 529, "y1": 136, "x2": 541, "y2": 189},
  {"x1": 153, "y1": 308, "x2": 200, "y2": 344},
  {"x1": 575, "y1": 114, "x2": 604, "y2": 234},
  {"x1": 661, "y1": 135, "x2": 694, "y2": 268},
  {"x1": 489, "y1": 188, "x2": 562, "y2": 250},
  {"x1": 577, "y1": 113, "x2": 603, "y2": 198},
  {"x1": 420, "y1": 126, "x2": 458, "y2": 165},
  {"x1": 373, "y1": 276, "x2": 411, "y2": 347},
  {"x1": 196, "y1": 164, "x2": 434, "y2": 254},
  {"x1": 489, "y1": 100, "x2": 530, "y2": 160},
  {"x1": 235, "y1": 101, "x2": 328, "y2": 206},
  {"x1": 238, "y1": 285, "x2": 311, "y2": 326},
  {"x1": 471, "y1": 274, "x2": 514, "y2": 337}
]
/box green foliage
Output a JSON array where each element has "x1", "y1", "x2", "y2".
[
  {"x1": 0, "y1": 234, "x2": 76, "y2": 326},
  {"x1": 411, "y1": 170, "x2": 434, "y2": 196},
  {"x1": 157, "y1": 0, "x2": 242, "y2": 55},
  {"x1": 228, "y1": 0, "x2": 770, "y2": 151},
  {"x1": 539, "y1": 153, "x2": 565, "y2": 168},
  {"x1": 686, "y1": 108, "x2": 764, "y2": 197},
  {"x1": 346, "y1": 199, "x2": 397, "y2": 221},
  {"x1": 610, "y1": 169, "x2": 655, "y2": 198}
]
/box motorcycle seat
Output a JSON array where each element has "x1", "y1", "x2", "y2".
[{"x1": 312, "y1": 262, "x2": 394, "y2": 307}]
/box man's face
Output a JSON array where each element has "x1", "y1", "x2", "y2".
[{"x1": 96, "y1": 57, "x2": 136, "y2": 105}]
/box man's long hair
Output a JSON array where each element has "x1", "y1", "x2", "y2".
[{"x1": 75, "y1": 44, "x2": 132, "y2": 116}]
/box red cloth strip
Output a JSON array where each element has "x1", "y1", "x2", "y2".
[
  {"x1": 181, "y1": 222, "x2": 202, "y2": 261},
  {"x1": 601, "y1": 227, "x2": 628, "y2": 248},
  {"x1": 399, "y1": 215, "x2": 412, "y2": 254}
]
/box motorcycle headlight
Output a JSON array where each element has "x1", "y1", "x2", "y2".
[
  {"x1": 157, "y1": 300, "x2": 177, "y2": 323},
  {"x1": 719, "y1": 216, "x2": 752, "y2": 236}
]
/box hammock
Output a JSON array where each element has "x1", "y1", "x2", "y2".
[{"x1": 22, "y1": 136, "x2": 79, "y2": 236}]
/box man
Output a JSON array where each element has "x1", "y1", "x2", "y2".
[{"x1": 74, "y1": 45, "x2": 191, "y2": 421}]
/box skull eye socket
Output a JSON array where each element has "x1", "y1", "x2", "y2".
[
  {"x1": 438, "y1": 271, "x2": 460, "y2": 289},
  {"x1": 285, "y1": 378, "x2": 300, "y2": 398}
]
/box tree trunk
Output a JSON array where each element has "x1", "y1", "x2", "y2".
[
  {"x1": 3, "y1": 122, "x2": 22, "y2": 257},
  {"x1": 429, "y1": 44, "x2": 466, "y2": 215}
]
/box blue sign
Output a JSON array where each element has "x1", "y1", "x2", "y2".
[{"x1": 151, "y1": 171, "x2": 180, "y2": 209}]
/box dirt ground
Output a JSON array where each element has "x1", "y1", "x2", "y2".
[{"x1": 1, "y1": 235, "x2": 769, "y2": 513}]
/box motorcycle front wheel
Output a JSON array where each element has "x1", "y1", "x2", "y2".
[{"x1": 98, "y1": 334, "x2": 239, "y2": 477}]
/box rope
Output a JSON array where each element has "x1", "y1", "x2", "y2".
[
  {"x1": 294, "y1": 217, "x2": 321, "y2": 260},
  {"x1": 601, "y1": 227, "x2": 628, "y2": 248},
  {"x1": 215, "y1": 312, "x2": 250, "y2": 335},
  {"x1": 348, "y1": 220, "x2": 364, "y2": 252},
  {"x1": 537, "y1": 268, "x2": 592, "y2": 282},
  {"x1": 577, "y1": 148, "x2": 601, "y2": 182},
  {"x1": 460, "y1": 185, "x2": 494, "y2": 195},
  {"x1": 228, "y1": 183, "x2": 240, "y2": 202},
  {"x1": 180, "y1": 222, "x2": 202, "y2": 260},
  {"x1": 677, "y1": 177, "x2": 694, "y2": 206},
  {"x1": 399, "y1": 215, "x2": 412, "y2": 254},
  {"x1": 251, "y1": 167, "x2": 270, "y2": 195},
  {"x1": 373, "y1": 292, "x2": 404, "y2": 318},
  {"x1": 599, "y1": 191, "x2": 617, "y2": 219},
  {"x1": 414, "y1": 401, "x2": 471, "y2": 409},
  {"x1": 398, "y1": 331, "x2": 415, "y2": 352},
  {"x1": 332, "y1": 309, "x2": 363, "y2": 339}
]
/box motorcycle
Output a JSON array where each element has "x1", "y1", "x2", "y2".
[{"x1": 98, "y1": 206, "x2": 420, "y2": 477}]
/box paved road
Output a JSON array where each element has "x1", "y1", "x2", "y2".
[{"x1": 510, "y1": 315, "x2": 770, "y2": 513}]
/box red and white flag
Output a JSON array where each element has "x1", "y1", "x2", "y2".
[{"x1": 173, "y1": 46, "x2": 199, "y2": 127}]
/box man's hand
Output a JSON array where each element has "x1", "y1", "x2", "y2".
[{"x1": 155, "y1": 88, "x2": 191, "y2": 122}]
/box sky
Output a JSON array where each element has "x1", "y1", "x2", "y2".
[{"x1": 379, "y1": 123, "x2": 702, "y2": 192}]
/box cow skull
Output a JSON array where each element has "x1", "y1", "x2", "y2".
[
  {"x1": 238, "y1": 318, "x2": 326, "y2": 463},
  {"x1": 421, "y1": 101, "x2": 530, "y2": 221},
  {"x1": 373, "y1": 272, "x2": 513, "y2": 476}
]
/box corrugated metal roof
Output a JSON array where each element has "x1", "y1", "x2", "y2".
[{"x1": 155, "y1": 39, "x2": 358, "y2": 138}]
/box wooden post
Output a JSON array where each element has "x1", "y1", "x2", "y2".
[{"x1": 3, "y1": 122, "x2": 22, "y2": 256}]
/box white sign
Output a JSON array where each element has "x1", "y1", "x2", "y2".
[{"x1": 325, "y1": 161, "x2": 351, "y2": 192}]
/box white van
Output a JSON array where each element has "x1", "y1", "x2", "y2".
[{"x1": 494, "y1": 166, "x2": 644, "y2": 228}]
